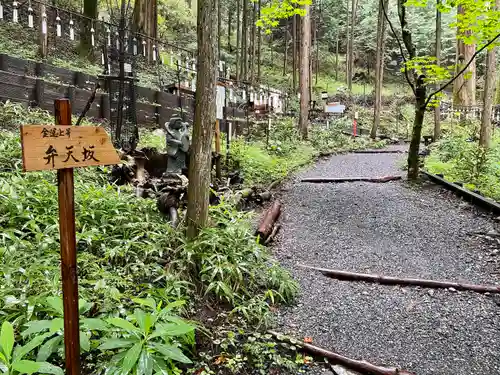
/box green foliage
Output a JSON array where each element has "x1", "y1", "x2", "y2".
[
  {"x1": 137, "y1": 129, "x2": 167, "y2": 151},
  {"x1": 424, "y1": 127, "x2": 500, "y2": 201},
  {"x1": 157, "y1": 0, "x2": 196, "y2": 42},
  {"x1": 0, "y1": 321, "x2": 63, "y2": 375},
  {"x1": 193, "y1": 330, "x2": 310, "y2": 375},
  {"x1": 97, "y1": 298, "x2": 195, "y2": 375},
  {"x1": 257, "y1": 0, "x2": 310, "y2": 31},
  {"x1": 0, "y1": 102, "x2": 53, "y2": 131},
  {"x1": 231, "y1": 139, "x2": 315, "y2": 186},
  {"x1": 309, "y1": 119, "x2": 386, "y2": 153},
  {"x1": 0, "y1": 102, "x2": 305, "y2": 371},
  {"x1": 0, "y1": 132, "x2": 22, "y2": 172},
  {"x1": 166, "y1": 201, "x2": 299, "y2": 325},
  {"x1": 229, "y1": 118, "x2": 386, "y2": 187},
  {"x1": 20, "y1": 297, "x2": 108, "y2": 363},
  {"x1": 403, "y1": 57, "x2": 453, "y2": 86}
]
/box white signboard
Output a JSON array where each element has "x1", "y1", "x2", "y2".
[
  {"x1": 325, "y1": 102, "x2": 346, "y2": 114},
  {"x1": 216, "y1": 85, "x2": 225, "y2": 120}
]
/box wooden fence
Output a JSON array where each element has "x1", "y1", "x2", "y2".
[{"x1": 0, "y1": 53, "x2": 256, "y2": 133}]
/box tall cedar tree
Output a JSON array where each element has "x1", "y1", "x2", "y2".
[
  {"x1": 292, "y1": 15, "x2": 297, "y2": 92},
  {"x1": 38, "y1": 1, "x2": 47, "y2": 58},
  {"x1": 453, "y1": 4, "x2": 476, "y2": 105},
  {"x1": 228, "y1": 5, "x2": 232, "y2": 52},
  {"x1": 236, "y1": 0, "x2": 241, "y2": 80},
  {"x1": 79, "y1": 0, "x2": 98, "y2": 58},
  {"x1": 345, "y1": 0, "x2": 350, "y2": 85},
  {"x1": 480, "y1": 0, "x2": 499, "y2": 148},
  {"x1": 434, "y1": 0, "x2": 442, "y2": 140},
  {"x1": 257, "y1": 0, "x2": 262, "y2": 82},
  {"x1": 250, "y1": 2, "x2": 257, "y2": 84},
  {"x1": 241, "y1": 0, "x2": 248, "y2": 79},
  {"x1": 347, "y1": 0, "x2": 358, "y2": 91},
  {"x1": 187, "y1": 0, "x2": 218, "y2": 238},
  {"x1": 335, "y1": 25, "x2": 339, "y2": 81},
  {"x1": 371, "y1": 0, "x2": 389, "y2": 139},
  {"x1": 283, "y1": 18, "x2": 289, "y2": 76},
  {"x1": 133, "y1": 0, "x2": 158, "y2": 57},
  {"x1": 299, "y1": 4, "x2": 311, "y2": 139}
]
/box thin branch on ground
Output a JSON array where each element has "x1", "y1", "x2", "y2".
[
  {"x1": 268, "y1": 331, "x2": 416, "y2": 375},
  {"x1": 300, "y1": 264, "x2": 500, "y2": 294}
]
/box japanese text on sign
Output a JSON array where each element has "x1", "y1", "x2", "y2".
[
  {"x1": 20, "y1": 125, "x2": 120, "y2": 172},
  {"x1": 41, "y1": 127, "x2": 72, "y2": 138},
  {"x1": 43, "y1": 145, "x2": 100, "y2": 168}
]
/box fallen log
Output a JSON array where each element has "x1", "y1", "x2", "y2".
[
  {"x1": 301, "y1": 176, "x2": 402, "y2": 184},
  {"x1": 256, "y1": 200, "x2": 282, "y2": 242},
  {"x1": 300, "y1": 265, "x2": 500, "y2": 294},
  {"x1": 268, "y1": 331, "x2": 414, "y2": 375},
  {"x1": 352, "y1": 150, "x2": 406, "y2": 154}
]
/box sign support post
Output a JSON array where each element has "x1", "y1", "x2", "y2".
[{"x1": 55, "y1": 99, "x2": 81, "y2": 375}]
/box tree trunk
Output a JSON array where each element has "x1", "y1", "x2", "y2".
[
  {"x1": 38, "y1": 1, "x2": 48, "y2": 59},
  {"x1": 79, "y1": 0, "x2": 98, "y2": 58},
  {"x1": 227, "y1": 5, "x2": 232, "y2": 52},
  {"x1": 299, "y1": 4, "x2": 311, "y2": 139},
  {"x1": 257, "y1": 0, "x2": 261, "y2": 82},
  {"x1": 433, "y1": 0, "x2": 442, "y2": 140},
  {"x1": 335, "y1": 27, "x2": 339, "y2": 81},
  {"x1": 283, "y1": 18, "x2": 289, "y2": 76},
  {"x1": 315, "y1": 18, "x2": 319, "y2": 86},
  {"x1": 309, "y1": 9, "x2": 313, "y2": 100},
  {"x1": 394, "y1": 0, "x2": 422, "y2": 180},
  {"x1": 347, "y1": 0, "x2": 358, "y2": 92},
  {"x1": 453, "y1": 4, "x2": 476, "y2": 106},
  {"x1": 250, "y1": 1, "x2": 256, "y2": 84},
  {"x1": 217, "y1": 0, "x2": 221, "y2": 60},
  {"x1": 133, "y1": 0, "x2": 158, "y2": 60},
  {"x1": 371, "y1": 0, "x2": 388, "y2": 139},
  {"x1": 292, "y1": 15, "x2": 297, "y2": 92},
  {"x1": 187, "y1": 0, "x2": 218, "y2": 238},
  {"x1": 235, "y1": 0, "x2": 240, "y2": 80},
  {"x1": 480, "y1": 36, "x2": 497, "y2": 147},
  {"x1": 496, "y1": 74, "x2": 500, "y2": 104},
  {"x1": 241, "y1": 0, "x2": 248, "y2": 80},
  {"x1": 345, "y1": 0, "x2": 350, "y2": 85},
  {"x1": 408, "y1": 83, "x2": 426, "y2": 180},
  {"x1": 297, "y1": 16, "x2": 301, "y2": 90}
]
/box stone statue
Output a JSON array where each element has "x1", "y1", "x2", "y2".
[{"x1": 165, "y1": 117, "x2": 190, "y2": 173}]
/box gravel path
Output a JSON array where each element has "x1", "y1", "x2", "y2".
[{"x1": 275, "y1": 147, "x2": 500, "y2": 375}]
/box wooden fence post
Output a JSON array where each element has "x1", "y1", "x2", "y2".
[
  {"x1": 34, "y1": 78, "x2": 45, "y2": 107},
  {"x1": 215, "y1": 119, "x2": 222, "y2": 179}
]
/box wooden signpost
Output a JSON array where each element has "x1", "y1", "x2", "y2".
[{"x1": 20, "y1": 99, "x2": 120, "y2": 375}]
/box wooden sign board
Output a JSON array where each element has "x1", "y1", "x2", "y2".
[{"x1": 20, "y1": 125, "x2": 120, "y2": 172}]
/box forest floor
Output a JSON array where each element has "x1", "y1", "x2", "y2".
[{"x1": 274, "y1": 145, "x2": 500, "y2": 375}]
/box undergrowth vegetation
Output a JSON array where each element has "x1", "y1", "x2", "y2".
[
  {"x1": 0, "y1": 103, "x2": 306, "y2": 374},
  {"x1": 229, "y1": 118, "x2": 385, "y2": 186},
  {"x1": 135, "y1": 116, "x2": 386, "y2": 187},
  {"x1": 424, "y1": 121, "x2": 500, "y2": 201}
]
